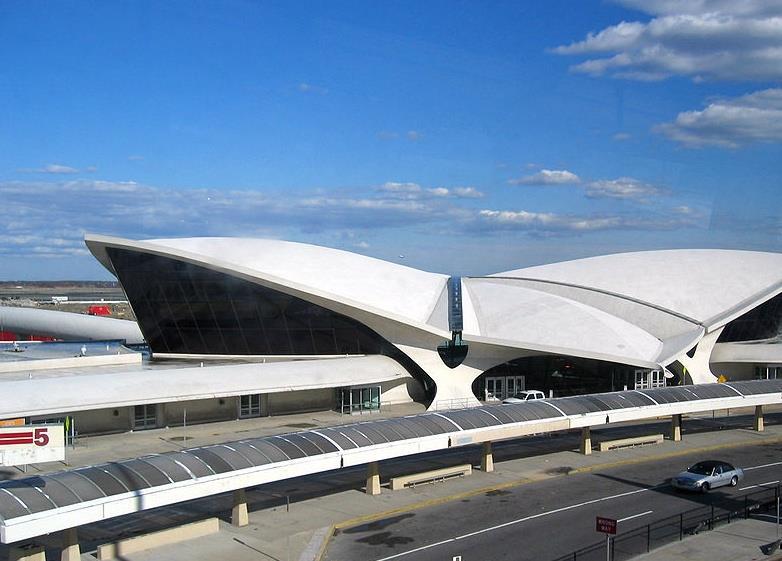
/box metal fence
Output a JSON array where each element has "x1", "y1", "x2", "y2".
[{"x1": 551, "y1": 485, "x2": 781, "y2": 561}]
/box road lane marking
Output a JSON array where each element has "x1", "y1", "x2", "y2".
[
  {"x1": 373, "y1": 485, "x2": 667, "y2": 561},
  {"x1": 618, "y1": 510, "x2": 653, "y2": 522},
  {"x1": 740, "y1": 480, "x2": 779, "y2": 491},
  {"x1": 372, "y1": 458, "x2": 782, "y2": 561},
  {"x1": 745, "y1": 461, "x2": 782, "y2": 471}
]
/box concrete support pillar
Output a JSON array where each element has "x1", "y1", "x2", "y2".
[
  {"x1": 61, "y1": 527, "x2": 80, "y2": 561},
  {"x1": 481, "y1": 441, "x2": 494, "y2": 472},
  {"x1": 366, "y1": 461, "x2": 381, "y2": 495},
  {"x1": 755, "y1": 405, "x2": 765, "y2": 432},
  {"x1": 671, "y1": 414, "x2": 682, "y2": 442},
  {"x1": 9, "y1": 545, "x2": 45, "y2": 561},
  {"x1": 231, "y1": 489, "x2": 249, "y2": 527},
  {"x1": 580, "y1": 427, "x2": 592, "y2": 455}
]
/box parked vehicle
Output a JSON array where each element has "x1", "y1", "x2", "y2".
[
  {"x1": 671, "y1": 460, "x2": 744, "y2": 492},
  {"x1": 502, "y1": 390, "x2": 546, "y2": 404}
]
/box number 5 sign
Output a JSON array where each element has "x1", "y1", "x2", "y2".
[{"x1": 0, "y1": 424, "x2": 65, "y2": 466}]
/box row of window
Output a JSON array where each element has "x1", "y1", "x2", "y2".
[
  {"x1": 756, "y1": 365, "x2": 782, "y2": 380},
  {"x1": 133, "y1": 395, "x2": 262, "y2": 430},
  {"x1": 107, "y1": 248, "x2": 394, "y2": 357}
]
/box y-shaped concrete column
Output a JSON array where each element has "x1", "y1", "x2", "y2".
[
  {"x1": 671, "y1": 414, "x2": 682, "y2": 441},
  {"x1": 755, "y1": 405, "x2": 765, "y2": 432},
  {"x1": 481, "y1": 441, "x2": 494, "y2": 472},
  {"x1": 366, "y1": 461, "x2": 381, "y2": 495},
  {"x1": 580, "y1": 427, "x2": 592, "y2": 455},
  {"x1": 232, "y1": 489, "x2": 249, "y2": 527}
]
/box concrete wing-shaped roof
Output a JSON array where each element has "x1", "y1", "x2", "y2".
[
  {"x1": 86, "y1": 235, "x2": 449, "y2": 330},
  {"x1": 463, "y1": 278, "x2": 665, "y2": 367},
  {"x1": 495, "y1": 250, "x2": 782, "y2": 331}
]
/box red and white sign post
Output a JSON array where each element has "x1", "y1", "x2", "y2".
[
  {"x1": 0, "y1": 424, "x2": 65, "y2": 466},
  {"x1": 596, "y1": 516, "x2": 617, "y2": 561}
]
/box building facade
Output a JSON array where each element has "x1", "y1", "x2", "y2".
[{"x1": 86, "y1": 235, "x2": 782, "y2": 408}]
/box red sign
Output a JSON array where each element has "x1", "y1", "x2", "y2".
[
  {"x1": 596, "y1": 516, "x2": 617, "y2": 534},
  {"x1": 0, "y1": 427, "x2": 50, "y2": 447},
  {"x1": 0, "y1": 424, "x2": 64, "y2": 466}
]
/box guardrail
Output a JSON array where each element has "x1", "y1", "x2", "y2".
[
  {"x1": 429, "y1": 398, "x2": 474, "y2": 411},
  {"x1": 550, "y1": 484, "x2": 782, "y2": 561}
]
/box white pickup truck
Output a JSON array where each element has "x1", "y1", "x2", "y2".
[{"x1": 501, "y1": 390, "x2": 546, "y2": 404}]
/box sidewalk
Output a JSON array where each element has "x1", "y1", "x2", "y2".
[{"x1": 636, "y1": 518, "x2": 782, "y2": 561}]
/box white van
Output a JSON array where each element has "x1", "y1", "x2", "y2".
[{"x1": 502, "y1": 390, "x2": 546, "y2": 404}]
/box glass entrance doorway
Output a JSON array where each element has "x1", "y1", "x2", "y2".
[
  {"x1": 484, "y1": 376, "x2": 525, "y2": 401},
  {"x1": 339, "y1": 386, "x2": 381, "y2": 415}
]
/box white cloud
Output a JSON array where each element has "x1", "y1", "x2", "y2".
[
  {"x1": 618, "y1": 1, "x2": 782, "y2": 18},
  {"x1": 509, "y1": 169, "x2": 581, "y2": 185},
  {"x1": 407, "y1": 130, "x2": 422, "y2": 141},
  {"x1": 128, "y1": 155, "x2": 144, "y2": 161},
  {"x1": 655, "y1": 88, "x2": 782, "y2": 147},
  {"x1": 0, "y1": 177, "x2": 701, "y2": 262},
  {"x1": 381, "y1": 182, "x2": 484, "y2": 199},
  {"x1": 553, "y1": 2, "x2": 782, "y2": 82},
  {"x1": 428, "y1": 187, "x2": 450, "y2": 197},
  {"x1": 479, "y1": 209, "x2": 624, "y2": 231},
  {"x1": 585, "y1": 177, "x2": 665, "y2": 201},
  {"x1": 613, "y1": 132, "x2": 632, "y2": 141},
  {"x1": 19, "y1": 163, "x2": 80, "y2": 174},
  {"x1": 453, "y1": 187, "x2": 484, "y2": 198},
  {"x1": 380, "y1": 181, "x2": 421, "y2": 193},
  {"x1": 478, "y1": 208, "x2": 698, "y2": 232}
]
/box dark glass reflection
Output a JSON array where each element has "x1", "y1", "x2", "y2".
[
  {"x1": 719, "y1": 293, "x2": 782, "y2": 343},
  {"x1": 107, "y1": 248, "x2": 399, "y2": 358},
  {"x1": 474, "y1": 356, "x2": 640, "y2": 398}
]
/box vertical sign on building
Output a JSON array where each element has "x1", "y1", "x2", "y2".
[{"x1": 0, "y1": 424, "x2": 65, "y2": 466}]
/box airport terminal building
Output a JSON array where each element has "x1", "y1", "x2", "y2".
[{"x1": 81, "y1": 235, "x2": 782, "y2": 411}]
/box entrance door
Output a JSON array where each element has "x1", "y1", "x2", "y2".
[
  {"x1": 506, "y1": 376, "x2": 526, "y2": 398},
  {"x1": 485, "y1": 377, "x2": 503, "y2": 401},
  {"x1": 485, "y1": 376, "x2": 526, "y2": 401}
]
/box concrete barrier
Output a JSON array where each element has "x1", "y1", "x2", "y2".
[
  {"x1": 390, "y1": 464, "x2": 472, "y2": 490},
  {"x1": 598, "y1": 434, "x2": 664, "y2": 452},
  {"x1": 96, "y1": 517, "x2": 219, "y2": 560}
]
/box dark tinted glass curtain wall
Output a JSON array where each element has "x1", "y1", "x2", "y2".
[{"x1": 106, "y1": 248, "x2": 390, "y2": 356}]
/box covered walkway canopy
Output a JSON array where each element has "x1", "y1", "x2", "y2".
[{"x1": 1, "y1": 379, "x2": 782, "y2": 543}]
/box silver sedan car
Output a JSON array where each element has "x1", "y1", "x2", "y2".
[{"x1": 671, "y1": 460, "x2": 744, "y2": 493}]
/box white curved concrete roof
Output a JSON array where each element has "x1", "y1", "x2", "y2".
[
  {"x1": 85, "y1": 236, "x2": 782, "y2": 370},
  {"x1": 86, "y1": 235, "x2": 448, "y2": 330},
  {"x1": 496, "y1": 250, "x2": 782, "y2": 331},
  {"x1": 462, "y1": 278, "x2": 665, "y2": 366}
]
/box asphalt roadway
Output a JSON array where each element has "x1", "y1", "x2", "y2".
[{"x1": 325, "y1": 440, "x2": 782, "y2": 561}]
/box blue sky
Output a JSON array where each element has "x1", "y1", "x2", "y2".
[{"x1": 1, "y1": 0, "x2": 780, "y2": 279}]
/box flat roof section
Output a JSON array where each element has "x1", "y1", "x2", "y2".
[{"x1": 0, "y1": 355, "x2": 408, "y2": 419}]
